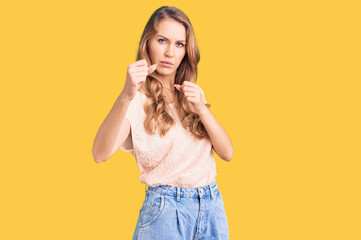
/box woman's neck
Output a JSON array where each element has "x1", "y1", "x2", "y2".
[
  {"x1": 159, "y1": 72, "x2": 176, "y2": 89},
  {"x1": 162, "y1": 87, "x2": 177, "y2": 104}
]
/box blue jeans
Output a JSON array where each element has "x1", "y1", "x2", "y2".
[{"x1": 132, "y1": 180, "x2": 229, "y2": 240}]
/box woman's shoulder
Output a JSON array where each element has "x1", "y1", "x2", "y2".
[
  {"x1": 127, "y1": 91, "x2": 146, "y2": 119},
  {"x1": 137, "y1": 90, "x2": 146, "y2": 98},
  {"x1": 136, "y1": 90, "x2": 149, "y2": 105},
  {"x1": 130, "y1": 90, "x2": 145, "y2": 102}
]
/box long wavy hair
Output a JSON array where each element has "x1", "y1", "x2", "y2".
[{"x1": 136, "y1": 6, "x2": 211, "y2": 140}]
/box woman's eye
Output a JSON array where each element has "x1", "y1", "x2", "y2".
[{"x1": 158, "y1": 39, "x2": 184, "y2": 47}]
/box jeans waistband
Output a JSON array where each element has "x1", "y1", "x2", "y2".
[{"x1": 146, "y1": 180, "x2": 218, "y2": 201}]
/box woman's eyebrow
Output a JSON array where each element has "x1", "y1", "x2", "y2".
[{"x1": 156, "y1": 34, "x2": 186, "y2": 43}]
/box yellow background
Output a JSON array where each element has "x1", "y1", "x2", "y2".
[{"x1": 1, "y1": 0, "x2": 360, "y2": 239}]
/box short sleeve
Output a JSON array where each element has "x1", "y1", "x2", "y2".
[
  {"x1": 119, "y1": 123, "x2": 133, "y2": 152},
  {"x1": 119, "y1": 91, "x2": 140, "y2": 152}
]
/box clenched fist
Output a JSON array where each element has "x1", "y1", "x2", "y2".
[
  {"x1": 121, "y1": 59, "x2": 157, "y2": 100},
  {"x1": 174, "y1": 81, "x2": 208, "y2": 115}
]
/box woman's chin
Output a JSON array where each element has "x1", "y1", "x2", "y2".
[{"x1": 156, "y1": 69, "x2": 175, "y2": 76}]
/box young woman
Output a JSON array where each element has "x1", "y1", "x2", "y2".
[{"x1": 92, "y1": 6, "x2": 233, "y2": 240}]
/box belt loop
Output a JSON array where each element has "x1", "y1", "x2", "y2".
[
  {"x1": 210, "y1": 184, "x2": 214, "y2": 198},
  {"x1": 176, "y1": 187, "x2": 180, "y2": 201}
]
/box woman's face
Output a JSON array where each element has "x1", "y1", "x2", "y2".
[{"x1": 148, "y1": 18, "x2": 186, "y2": 78}]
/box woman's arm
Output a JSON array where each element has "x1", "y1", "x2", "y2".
[
  {"x1": 92, "y1": 59, "x2": 157, "y2": 163},
  {"x1": 174, "y1": 81, "x2": 234, "y2": 162},
  {"x1": 198, "y1": 106, "x2": 234, "y2": 162},
  {"x1": 92, "y1": 92, "x2": 132, "y2": 163}
]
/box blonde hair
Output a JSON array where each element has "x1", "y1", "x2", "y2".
[{"x1": 136, "y1": 6, "x2": 211, "y2": 140}]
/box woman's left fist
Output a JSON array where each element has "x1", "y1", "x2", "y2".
[{"x1": 174, "y1": 81, "x2": 207, "y2": 115}]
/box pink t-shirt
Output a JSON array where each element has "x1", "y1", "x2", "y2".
[{"x1": 120, "y1": 91, "x2": 217, "y2": 188}]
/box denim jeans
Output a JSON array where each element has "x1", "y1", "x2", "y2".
[{"x1": 132, "y1": 180, "x2": 229, "y2": 240}]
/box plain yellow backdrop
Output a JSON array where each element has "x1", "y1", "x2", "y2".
[{"x1": 1, "y1": 0, "x2": 360, "y2": 239}]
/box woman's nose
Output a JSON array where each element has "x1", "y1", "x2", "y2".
[{"x1": 165, "y1": 45, "x2": 174, "y2": 57}]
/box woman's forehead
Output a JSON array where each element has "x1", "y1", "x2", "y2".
[{"x1": 155, "y1": 19, "x2": 186, "y2": 40}]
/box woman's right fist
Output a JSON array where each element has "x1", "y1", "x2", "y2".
[{"x1": 122, "y1": 59, "x2": 157, "y2": 100}]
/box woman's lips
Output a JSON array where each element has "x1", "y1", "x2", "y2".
[{"x1": 161, "y1": 61, "x2": 173, "y2": 67}]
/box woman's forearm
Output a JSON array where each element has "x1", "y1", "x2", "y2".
[
  {"x1": 92, "y1": 92, "x2": 131, "y2": 162},
  {"x1": 198, "y1": 106, "x2": 234, "y2": 161}
]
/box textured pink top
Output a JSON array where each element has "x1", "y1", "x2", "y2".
[{"x1": 120, "y1": 91, "x2": 217, "y2": 188}]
